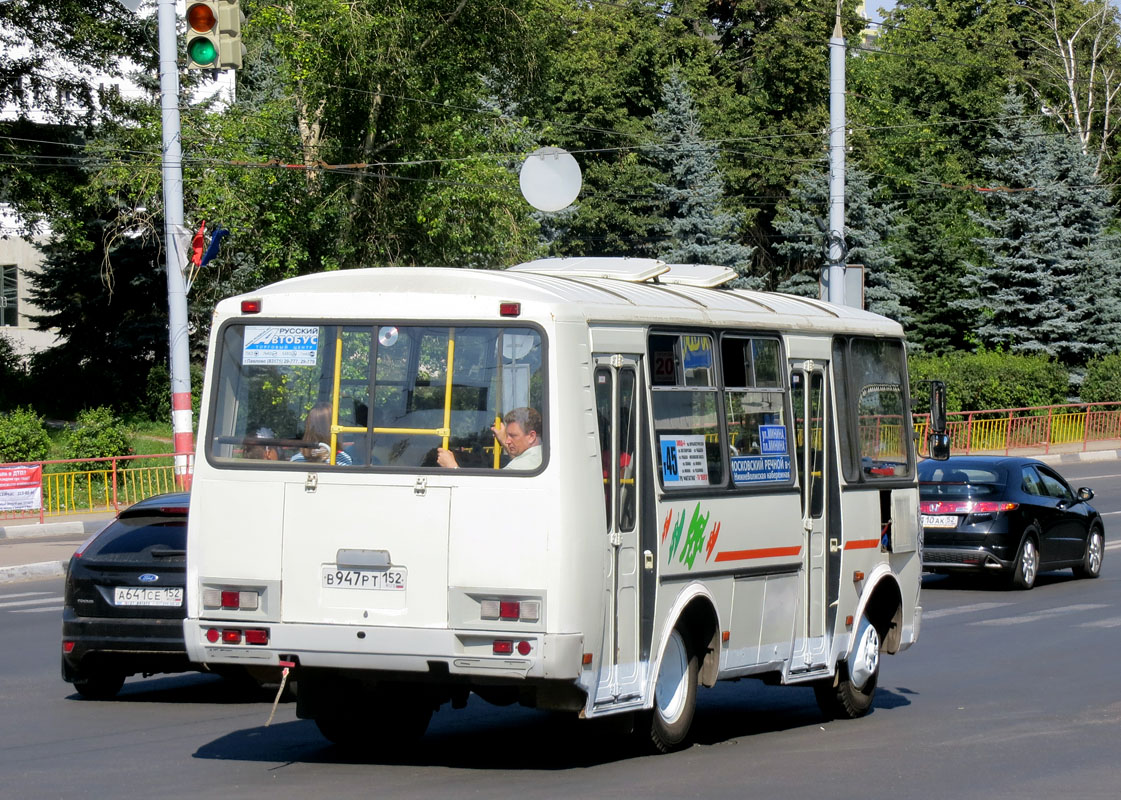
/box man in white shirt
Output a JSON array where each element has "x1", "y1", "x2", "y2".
[{"x1": 437, "y1": 406, "x2": 542, "y2": 470}]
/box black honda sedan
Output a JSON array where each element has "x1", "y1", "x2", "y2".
[
  {"x1": 62, "y1": 492, "x2": 192, "y2": 698},
  {"x1": 919, "y1": 456, "x2": 1104, "y2": 589}
]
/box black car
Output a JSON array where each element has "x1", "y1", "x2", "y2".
[
  {"x1": 919, "y1": 456, "x2": 1104, "y2": 589},
  {"x1": 62, "y1": 492, "x2": 192, "y2": 698}
]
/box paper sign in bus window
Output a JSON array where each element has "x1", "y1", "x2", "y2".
[
  {"x1": 660, "y1": 434, "x2": 709, "y2": 484},
  {"x1": 243, "y1": 326, "x2": 319, "y2": 366},
  {"x1": 732, "y1": 454, "x2": 792, "y2": 485},
  {"x1": 759, "y1": 424, "x2": 787, "y2": 455}
]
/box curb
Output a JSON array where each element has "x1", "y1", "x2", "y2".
[
  {"x1": 0, "y1": 521, "x2": 87, "y2": 540},
  {"x1": 0, "y1": 560, "x2": 67, "y2": 583}
]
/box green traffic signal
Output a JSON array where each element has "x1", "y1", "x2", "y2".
[{"x1": 187, "y1": 37, "x2": 218, "y2": 67}]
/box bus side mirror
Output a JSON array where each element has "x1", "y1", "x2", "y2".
[{"x1": 926, "y1": 380, "x2": 949, "y2": 460}]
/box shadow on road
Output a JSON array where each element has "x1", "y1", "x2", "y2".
[
  {"x1": 922, "y1": 570, "x2": 1077, "y2": 592},
  {"x1": 190, "y1": 678, "x2": 914, "y2": 769}
]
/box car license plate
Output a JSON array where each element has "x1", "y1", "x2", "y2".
[
  {"x1": 113, "y1": 586, "x2": 183, "y2": 607},
  {"x1": 921, "y1": 514, "x2": 959, "y2": 528},
  {"x1": 322, "y1": 566, "x2": 407, "y2": 591}
]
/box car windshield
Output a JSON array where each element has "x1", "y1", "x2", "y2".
[
  {"x1": 918, "y1": 462, "x2": 1005, "y2": 499},
  {"x1": 84, "y1": 517, "x2": 187, "y2": 562}
]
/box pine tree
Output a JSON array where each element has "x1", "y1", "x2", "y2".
[
  {"x1": 772, "y1": 159, "x2": 914, "y2": 325},
  {"x1": 648, "y1": 70, "x2": 756, "y2": 286},
  {"x1": 964, "y1": 91, "x2": 1121, "y2": 364}
]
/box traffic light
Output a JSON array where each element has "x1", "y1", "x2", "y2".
[
  {"x1": 185, "y1": 2, "x2": 220, "y2": 69},
  {"x1": 216, "y1": 0, "x2": 246, "y2": 70},
  {"x1": 185, "y1": 1, "x2": 245, "y2": 71}
]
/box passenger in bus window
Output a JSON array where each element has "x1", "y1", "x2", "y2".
[
  {"x1": 291, "y1": 402, "x2": 353, "y2": 466},
  {"x1": 437, "y1": 407, "x2": 542, "y2": 470},
  {"x1": 244, "y1": 427, "x2": 279, "y2": 461}
]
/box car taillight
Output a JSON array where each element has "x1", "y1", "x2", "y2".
[{"x1": 921, "y1": 500, "x2": 1019, "y2": 514}]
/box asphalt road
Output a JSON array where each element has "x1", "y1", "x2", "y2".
[{"x1": 2, "y1": 460, "x2": 1119, "y2": 799}]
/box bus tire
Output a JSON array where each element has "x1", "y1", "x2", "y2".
[
  {"x1": 815, "y1": 615, "x2": 879, "y2": 720},
  {"x1": 644, "y1": 627, "x2": 698, "y2": 753},
  {"x1": 315, "y1": 692, "x2": 432, "y2": 754}
]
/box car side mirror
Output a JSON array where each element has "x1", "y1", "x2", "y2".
[
  {"x1": 1078, "y1": 487, "x2": 1094, "y2": 502},
  {"x1": 927, "y1": 432, "x2": 951, "y2": 461}
]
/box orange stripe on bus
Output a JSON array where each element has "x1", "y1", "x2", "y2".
[
  {"x1": 844, "y1": 539, "x2": 881, "y2": 550},
  {"x1": 714, "y1": 546, "x2": 802, "y2": 562}
]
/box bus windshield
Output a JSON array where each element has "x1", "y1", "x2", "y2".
[{"x1": 207, "y1": 323, "x2": 546, "y2": 470}]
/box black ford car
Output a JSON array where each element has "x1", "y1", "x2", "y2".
[
  {"x1": 919, "y1": 456, "x2": 1104, "y2": 589},
  {"x1": 62, "y1": 492, "x2": 191, "y2": 698}
]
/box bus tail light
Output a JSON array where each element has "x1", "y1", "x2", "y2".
[
  {"x1": 244, "y1": 629, "x2": 269, "y2": 645},
  {"x1": 493, "y1": 640, "x2": 513, "y2": 655},
  {"x1": 203, "y1": 588, "x2": 260, "y2": 611},
  {"x1": 221, "y1": 629, "x2": 242, "y2": 644},
  {"x1": 499, "y1": 302, "x2": 521, "y2": 317},
  {"x1": 480, "y1": 597, "x2": 540, "y2": 622},
  {"x1": 241, "y1": 299, "x2": 261, "y2": 314}
]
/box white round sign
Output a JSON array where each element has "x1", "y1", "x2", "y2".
[{"x1": 519, "y1": 147, "x2": 582, "y2": 212}]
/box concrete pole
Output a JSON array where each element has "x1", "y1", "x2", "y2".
[
  {"x1": 156, "y1": 0, "x2": 194, "y2": 485},
  {"x1": 826, "y1": 7, "x2": 847, "y2": 306}
]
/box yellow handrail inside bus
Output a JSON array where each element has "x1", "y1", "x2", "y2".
[{"x1": 442, "y1": 329, "x2": 456, "y2": 450}]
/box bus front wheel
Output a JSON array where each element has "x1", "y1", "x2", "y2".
[
  {"x1": 815, "y1": 615, "x2": 879, "y2": 720},
  {"x1": 643, "y1": 627, "x2": 698, "y2": 753}
]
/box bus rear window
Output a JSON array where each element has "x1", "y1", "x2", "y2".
[{"x1": 207, "y1": 323, "x2": 545, "y2": 471}]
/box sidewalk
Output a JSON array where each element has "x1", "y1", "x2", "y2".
[
  {"x1": 0, "y1": 511, "x2": 116, "y2": 584},
  {"x1": 2, "y1": 445, "x2": 1120, "y2": 585}
]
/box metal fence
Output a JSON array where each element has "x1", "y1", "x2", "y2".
[
  {"x1": 915, "y1": 401, "x2": 1121, "y2": 457},
  {"x1": 0, "y1": 453, "x2": 192, "y2": 523}
]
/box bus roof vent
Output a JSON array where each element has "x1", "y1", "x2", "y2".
[
  {"x1": 658, "y1": 264, "x2": 739, "y2": 288},
  {"x1": 508, "y1": 257, "x2": 670, "y2": 283}
]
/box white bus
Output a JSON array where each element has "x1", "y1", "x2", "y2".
[{"x1": 185, "y1": 257, "x2": 947, "y2": 752}]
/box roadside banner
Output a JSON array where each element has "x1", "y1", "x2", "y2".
[{"x1": 0, "y1": 465, "x2": 43, "y2": 511}]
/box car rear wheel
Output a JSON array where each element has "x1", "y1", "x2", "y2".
[
  {"x1": 642, "y1": 627, "x2": 698, "y2": 753},
  {"x1": 73, "y1": 671, "x2": 125, "y2": 700},
  {"x1": 815, "y1": 615, "x2": 879, "y2": 719},
  {"x1": 1073, "y1": 527, "x2": 1104, "y2": 579},
  {"x1": 1010, "y1": 534, "x2": 1039, "y2": 590}
]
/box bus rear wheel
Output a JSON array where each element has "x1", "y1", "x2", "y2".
[
  {"x1": 314, "y1": 691, "x2": 433, "y2": 754},
  {"x1": 815, "y1": 615, "x2": 879, "y2": 720},
  {"x1": 643, "y1": 627, "x2": 698, "y2": 753}
]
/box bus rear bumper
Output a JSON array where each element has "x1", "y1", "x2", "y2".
[{"x1": 185, "y1": 620, "x2": 585, "y2": 681}]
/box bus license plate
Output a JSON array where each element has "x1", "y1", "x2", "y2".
[
  {"x1": 921, "y1": 514, "x2": 959, "y2": 528},
  {"x1": 113, "y1": 586, "x2": 183, "y2": 607},
  {"x1": 322, "y1": 566, "x2": 407, "y2": 591}
]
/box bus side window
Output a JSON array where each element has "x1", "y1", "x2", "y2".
[{"x1": 595, "y1": 367, "x2": 613, "y2": 527}]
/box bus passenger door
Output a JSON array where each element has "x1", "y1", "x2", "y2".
[
  {"x1": 792, "y1": 363, "x2": 830, "y2": 670},
  {"x1": 592, "y1": 356, "x2": 644, "y2": 707}
]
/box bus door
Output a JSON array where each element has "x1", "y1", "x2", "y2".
[
  {"x1": 791, "y1": 362, "x2": 831, "y2": 670},
  {"x1": 592, "y1": 355, "x2": 644, "y2": 707}
]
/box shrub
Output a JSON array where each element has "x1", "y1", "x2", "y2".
[
  {"x1": 908, "y1": 350, "x2": 1069, "y2": 412},
  {"x1": 64, "y1": 407, "x2": 134, "y2": 467},
  {"x1": 0, "y1": 406, "x2": 51, "y2": 463},
  {"x1": 1080, "y1": 354, "x2": 1121, "y2": 403}
]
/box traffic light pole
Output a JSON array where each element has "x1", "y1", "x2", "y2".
[{"x1": 156, "y1": 0, "x2": 195, "y2": 486}]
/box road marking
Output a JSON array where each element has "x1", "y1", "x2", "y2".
[
  {"x1": 1079, "y1": 618, "x2": 1121, "y2": 629},
  {"x1": 971, "y1": 603, "x2": 1109, "y2": 626},
  {"x1": 923, "y1": 602, "x2": 1015, "y2": 620},
  {"x1": 1099, "y1": 510, "x2": 1121, "y2": 516},
  {"x1": 0, "y1": 591, "x2": 52, "y2": 600},
  {"x1": 10, "y1": 607, "x2": 60, "y2": 614},
  {"x1": 1105, "y1": 540, "x2": 1121, "y2": 551},
  {"x1": 0, "y1": 596, "x2": 64, "y2": 609}
]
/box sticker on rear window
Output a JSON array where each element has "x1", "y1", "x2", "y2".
[{"x1": 242, "y1": 326, "x2": 319, "y2": 365}]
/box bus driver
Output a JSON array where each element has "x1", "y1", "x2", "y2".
[{"x1": 437, "y1": 406, "x2": 543, "y2": 471}]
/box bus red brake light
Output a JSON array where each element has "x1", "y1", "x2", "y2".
[
  {"x1": 240, "y1": 299, "x2": 262, "y2": 314},
  {"x1": 499, "y1": 601, "x2": 519, "y2": 620},
  {"x1": 492, "y1": 640, "x2": 513, "y2": 655},
  {"x1": 221, "y1": 629, "x2": 242, "y2": 644},
  {"x1": 244, "y1": 629, "x2": 269, "y2": 645},
  {"x1": 499, "y1": 302, "x2": 520, "y2": 317}
]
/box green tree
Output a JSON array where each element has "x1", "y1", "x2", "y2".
[
  {"x1": 963, "y1": 91, "x2": 1121, "y2": 364},
  {"x1": 773, "y1": 159, "x2": 915, "y2": 323},
  {"x1": 648, "y1": 70, "x2": 755, "y2": 284}
]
